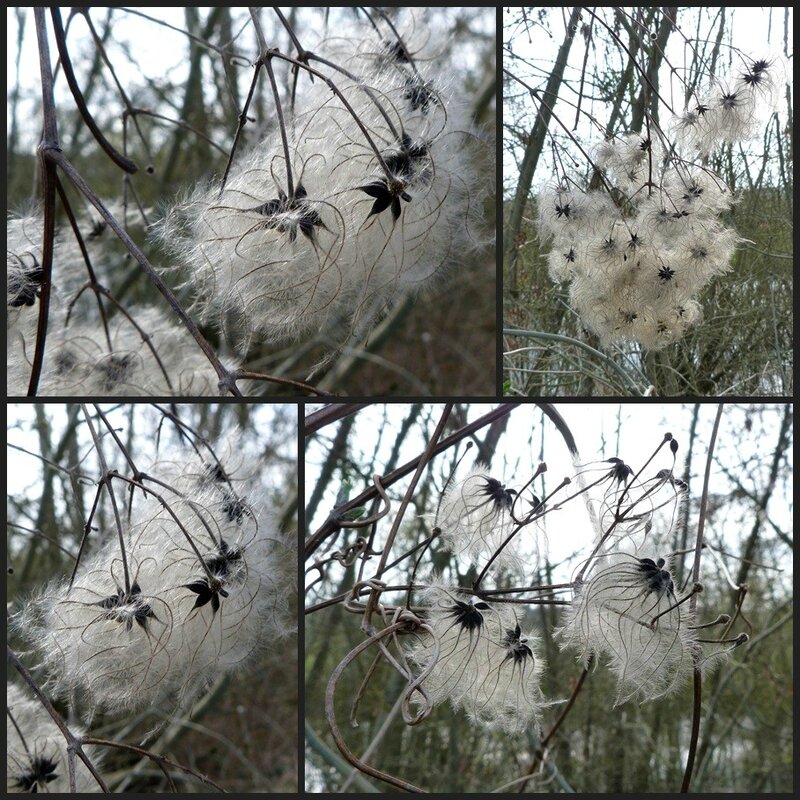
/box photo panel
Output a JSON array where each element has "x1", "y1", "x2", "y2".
[
  {"x1": 304, "y1": 401, "x2": 792, "y2": 792},
  {"x1": 7, "y1": 7, "x2": 497, "y2": 399},
  {"x1": 7, "y1": 402, "x2": 298, "y2": 792},
  {"x1": 502, "y1": 8, "x2": 792, "y2": 397}
]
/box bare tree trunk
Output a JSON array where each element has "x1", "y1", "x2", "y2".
[
  {"x1": 503, "y1": 6, "x2": 583, "y2": 292},
  {"x1": 630, "y1": 7, "x2": 679, "y2": 133}
]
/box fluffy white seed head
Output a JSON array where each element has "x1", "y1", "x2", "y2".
[
  {"x1": 436, "y1": 467, "x2": 523, "y2": 574},
  {"x1": 156, "y1": 14, "x2": 490, "y2": 351},
  {"x1": 556, "y1": 554, "x2": 695, "y2": 704},
  {"x1": 538, "y1": 56, "x2": 772, "y2": 350},
  {"x1": 7, "y1": 217, "x2": 44, "y2": 312},
  {"x1": 21, "y1": 432, "x2": 292, "y2": 719},
  {"x1": 7, "y1": 211, "x2": 239, "y2": 397},
  {"x1": 7, "y1": 306, "x2": 238, "y2": 397},
  {"x1": 406, "y1": 584, "x2": 545, "y2": 733}
]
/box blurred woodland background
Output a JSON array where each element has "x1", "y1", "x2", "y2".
[
  {"x1": 7, "y1": 7, "x2": 496, "y2": 396},
  {"x1": 304, "y1": 402, "x2": 792, "y2": 793},
  {"x1": 7, "y1": 403, "x2": 298, "y2": 792},
  {"x1": 503, "y1": 7, "x2": 793, "y2": 396}
]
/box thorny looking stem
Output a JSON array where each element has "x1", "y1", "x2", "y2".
[
  {"x1": 261, "y1": 50, "x2": 295, "y2": 199},
  {"x1": 75, "y1": 8, "x2": 154, "y2": 167},
  {"x1": 681, "y1": 402, "x2": 724, "y2": 793},
  {"x1": 91, "y1": 404, "x2": 142, "y2": 478},
  {"x1": 70, "y1": 479, "x2": 106, "y2": 590}
]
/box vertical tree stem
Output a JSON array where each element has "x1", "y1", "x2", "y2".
[
  {"x1": 503, "y1": 6, "x2": 583, "y2": 287},
  {"x1": 680, "y1": 402, "x2": 723, "y2": 793}
]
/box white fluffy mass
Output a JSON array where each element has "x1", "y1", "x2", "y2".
[
  {"x1": 436, "y1": 466, "x2": 523, "y2": 574},
  {"x1": 406, "y1": 584, "x2": 545, "y2": 733},
  {"x1": 556, "y1": 554, "x2": 695, "y2": 704},
  {"x1": 22, "y1": 432, "x2": 292, "y2": 718},
  {"x1": 536, "y1": 56, "x2": 779, "y2": 350},
  {"x1": 6, "y1": 214, "x2": 240, "y2": 397},
  {"x1": 6, "y1": 682, "x2": 103, "y2": 792},
  {"x1": 157, "y1": 10, "x2": 490, "y2": 350}
]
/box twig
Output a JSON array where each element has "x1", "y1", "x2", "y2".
[
  {"x1": 372, "y1": 405, "x2": 452, "y2": 583},
  {"x1": 306, "y1": 405, "x2": 521, "y2": 557},
  {"x1": 48, "y1": 150, "x2": 243, "y2": 396},
  {"x1": 28, "y1": 8, "x2": 58, "y2": 396},
  {"x1": 8, "y1": 646, "x2": 109, "y2": 792},
  {"x1": 80, "y1": 404, "x2": 131, "y2": 592},
  {"x1": 49, "y1": 8, "x2": 138, "y2": 173},
  {"x1": 516, "y1": 661, "x2": 592, "y2": 792},
  {"x1": 83, "y1": 737, "x2": 226, "y2": 792},
  {"x1": 305, "y1": 403, "x2": 374, "y2": 436},
  {"x1": 680, "y1": 402, "x2": 723, "y2": 793}
]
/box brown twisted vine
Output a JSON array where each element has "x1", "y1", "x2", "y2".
[{"x1": 325, "y1": 619, "x2": 429, "y2": 793}]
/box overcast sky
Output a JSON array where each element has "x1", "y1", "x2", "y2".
[
  {"x1": 503, "y1": 6, "x2": 794, "y2": 195},
  {"x1": 305, "y1": 402, "x2": 793, "y2": 593},
  {"x1": 7, "y1": 7, "x2": 493, "y2": 152}
]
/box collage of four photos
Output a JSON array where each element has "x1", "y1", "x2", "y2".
[{"x1": 6, "y1": 7, "x2": 793, "y2": 794}]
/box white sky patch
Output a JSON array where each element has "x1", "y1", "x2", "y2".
[
  {"x1": 7, "y1": 8, "x2": 494, "y2": 152},
  {"x1": 305, "y1": 403, "x2": 792, "y2": 596}
]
